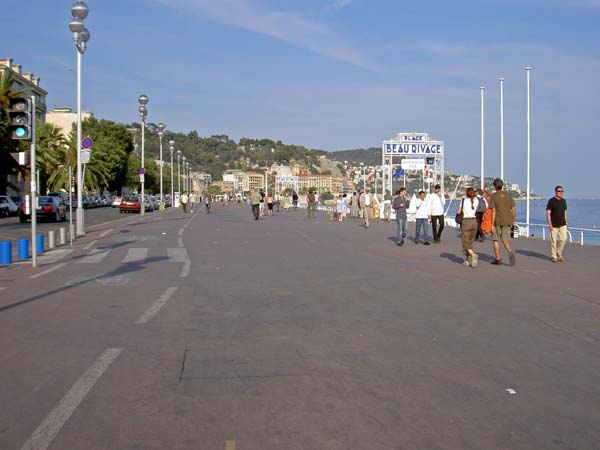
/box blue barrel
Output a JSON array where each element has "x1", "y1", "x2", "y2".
[
  {"x1": 18, "y1": 239, "x2": 29, "y2": 260},
  {"x1": 36, "y1": 234, "x2": 44, "y2": 255},
  {"x1": 0, "y1": 241, "x2": 11, "y2": 265}
]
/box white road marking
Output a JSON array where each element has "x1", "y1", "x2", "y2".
[
  {"x1": 167, "y1": 247, "x2": 191, "y2": 278},
  {"x1": 77, "y1": 249, "x2": 110, "y2": 264},
  {"x1": 0, "y1": 287, "x2": 6, "y2": 291},
  {"x1": 83, "y1": 240, "x2": 98, "y2": 251},
  {"x1": 20, "y1": 348, "x2": 123, "y2": 450},
  {"x1": 37, "y1": 249, "x2": 74, "y2": 265},
  {"x1": 99, "y1": 228, "x2": 113, "y2": 238},
  {"x1": 177, "y1": 237, "x2": 184, "y2": 248},
  {"x1": 296, "y1": 230, "x2": 317, "y2": 244},
  {"x1": 122, "y1": 248, "x2": 148, "y2": 264},
  {"x1": 178, "y1": 228, "x2": 184, "y2": 236},
  {"x1": 135, "y1": 287, "x2": 178, "y2": 324},
  {"x1": 28, "y1": 263, "x2": 67, "y2": 279}
]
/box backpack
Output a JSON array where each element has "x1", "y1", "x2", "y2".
[
  {"x1": 476, "y1": 196, "x2": 487, "y2": 213},
  {"x1": 455, "y1": 199, "x2": 465, "y2": 225}
]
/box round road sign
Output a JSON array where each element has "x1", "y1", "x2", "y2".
[
  {"x1": 82, "y1": 136, "x2": 93, "y2": 149},
  {"x1": 140, "y1": 167, "x2": 146, "y2": 175}
]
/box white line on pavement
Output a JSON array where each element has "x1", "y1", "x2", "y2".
[
  {"x1": 122, "y1": 248, "x2": 148, "y2": 264},
  {"x1": 99, "y1": 228, "x2": 114, "y2": 238},
  {"x1": 83, "y1": 240, "x2": 98, "y2": 251},
  {"x1": 20, "y1": 348, "x2": 123, "y2": 450},
  {"x1": 0, "y1": 287, "x2": 6, "y2": 291},
  {"x1": 28, "y1": 263, "x2": 67, "y2": 279},
  {"x1": 181, "y1": 261, "x2": 191, "y2": 278},
  {"x1": 178, "y1": 228, "x2": 184, "y2": 236},
  {"x1": 296, "y1": 230, "x2": 317, "y2": 244},
  {"x1": 135, "y1": 287, "x2": 178, "y2": 324},
  {"x1": 36, "y1": 249, "x2": 74, "y2": 265},
  {"x1": 77, "y1": 249, "x2": 110, "y2": 264},
  {"x1": 177, "y1": 237, "x2": 184, "y2": 248},
  {"x1": 167, "y1": 248, "x2": 191, "y2": 278}
]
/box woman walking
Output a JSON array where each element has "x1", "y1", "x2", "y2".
[
  {"x1": 266, "y1": 193, "x2": 274, "y2": 216},
  {"x1": 457, "y1": 187, "x2": 479, "y2": 267},
  {"x1": 336, "y1": 194, "x2": 346, "y2": 222}
]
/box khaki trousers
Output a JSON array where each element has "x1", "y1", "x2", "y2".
[
  {"x1": 550, "y1": 225, "x2": 567, "y2": 258},
  {"x1": 363, "y1": 206, "x2": 372, "y2": 227}
]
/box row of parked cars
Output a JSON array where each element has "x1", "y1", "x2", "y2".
[
  {"x1": 119, "y1": 194, "x2": 173, "y2": 214},
  {"x1": 0, "y1": 194, "x2": 68, "y2": 223}
]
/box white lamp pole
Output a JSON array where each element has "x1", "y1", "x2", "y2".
[
  {"x1": 68, "y1": 1, "x2": 90, "y2": 236},
  {"x1": 499, "y1": 78, "x2": 505, "y2": 182},
  {"x1": 177, "y1": 150, "x2": 181, "y2": 196},
  {"x1": 480, "y1": 86, "x2": 485, "y2": 190},
  {"x1": 138, "y1": 94, "x2": 148, "y2": 215},
  {"x1": 169, "y1": 139, "x2": 174, "y2": 203},
  {"x1": 157, "y1": 123, "x2": 165, "y2": 210},
  {"x1": 526, "y1": 67, "x2": 532, "y2": 235}
]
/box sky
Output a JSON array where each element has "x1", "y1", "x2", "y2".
[{"x1": 3, "y1": 0, "x2": 600, "y2": 197}]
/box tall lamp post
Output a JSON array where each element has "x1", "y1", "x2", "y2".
[
  {"x1": 177, "y1": 150, "x2": 182, "y2": 197},
  {"x1": 526, "y1": 67, "x2": 532, "y2": 236},
  {"x1": 68, "y1": 0, "x2": 91, "y2": 236},
  {"x1": 169, "y1": 139, "x2": 175, "y2": 203},
  {"x1": 138, "y1": 94, "x2": 148, "y2": 215},
  {"x1": 157, "y1": 123, "x2": 165, "y2": 210},
  {"x1": 480, "y1": 86, "x2": 485, "y2": 190},
  {"x1": 182, "y1": 156, "x2": 187, "y2": 192}
]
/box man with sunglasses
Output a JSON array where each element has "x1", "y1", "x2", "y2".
[{"x1": 547, "y1": 186, "x2": 568, "y2": 262}]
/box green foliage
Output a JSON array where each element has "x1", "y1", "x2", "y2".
[
  {"x1": 208, "y1": 185, "x2": 222, "y2": 195},
  {"x1": 320, "y1": 191, "x2": 334, "y2": 201}
]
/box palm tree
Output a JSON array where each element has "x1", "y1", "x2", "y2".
[
  {"x1": 36, "y1": 121, "x2": 67, "y2": 193},
  {"x1": 0, "y1": 67, "x2": 21, "y2": 195}
]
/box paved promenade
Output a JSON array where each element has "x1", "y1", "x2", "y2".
[{"x1": 1, "y1": 204, "x2": 599, "y2": 450}]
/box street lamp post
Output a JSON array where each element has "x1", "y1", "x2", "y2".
[
  {"x1": 157, "y1": 123, "x2": 165, "y2": 210},
  {"x1": 182, "y1": 156, "x2": 186, "y2": 192},
  {"x1": 138, "y1": 94, "x2": 148, "y2": 215},
  {"x1": 177, "y1": 150, "x2": 181, "y2": 199},
  {"x1": 169, "y1": 139, "x2": 174, "y2": 203},
  {"x1": 480, "y1": 86, "x2": 485, "y2": 190},
  {"x1": 69, "y1": 0, "x2": 91, "y2": 236}
]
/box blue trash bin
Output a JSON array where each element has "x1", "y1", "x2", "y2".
[
  {"x1": 36, "y1": 234, "x2": 44, "y2": 255},
  {"x1": 18, "y1": 239, "x2": 29, "y2": 260},
  {"x1": 0, "y1": 241, "x2": 11, "y2": 265}
]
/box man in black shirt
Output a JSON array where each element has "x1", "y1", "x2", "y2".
[{"x1": 546, "y1": 185, "x2": 568, "y2": 262}]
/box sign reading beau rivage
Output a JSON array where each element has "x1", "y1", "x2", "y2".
[{"x1": 383, "y1": 132, "x2": 444, "y2": 155}]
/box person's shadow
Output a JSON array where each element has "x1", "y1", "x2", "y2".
[
  {"x1": 440, "y1": 252, "x2": 465, "y2": 264},
  {"x1": 516, "y1": 249, "x2": 550, "y2": 261}
]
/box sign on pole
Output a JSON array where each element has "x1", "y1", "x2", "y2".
[
  {"x1": 401, "y1": 159, "x2": 425, "y2": 171},
  {"x1": 139, "y1": 173, "x2": 145, "y2": 183},
  {"x1": 81, "y1": 136, "x2": 93, "y2": 149},
  {"x1": 81, "y1": 149, "x2": 91, "y2": 164}
]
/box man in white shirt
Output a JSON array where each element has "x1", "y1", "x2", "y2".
[
  {"x1": 360, "y1": 188, "x2": 373, "y2": 228},
  {"x1": 414, "y1": 190, "x2": 431, "y2": 245},
  {"x1": 428, "y1": 184, "x2": 446, "y2": 243}
]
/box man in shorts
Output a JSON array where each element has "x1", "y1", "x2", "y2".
[{"x1": 489, "y1": 178, "x2": 516, "y2": 266}]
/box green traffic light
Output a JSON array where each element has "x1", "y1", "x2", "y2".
[{"x1": 15, "y1": 127, "x2": 26, "y2": 138}]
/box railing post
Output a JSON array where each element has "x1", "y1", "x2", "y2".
[{"x1": 581, "y1": 231, "x2": 584, "y2": 246}]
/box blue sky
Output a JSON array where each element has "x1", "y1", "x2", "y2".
[{"x1": 4, "y1": 0, "x2": 600, "y2": 197}]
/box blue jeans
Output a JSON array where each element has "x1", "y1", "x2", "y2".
[
  {"x1": 415, "y1": 218, "x2": 429, "y2": 242},
  {"x1": 396, "y1": 216, "x2": 407, "y2": 243}
]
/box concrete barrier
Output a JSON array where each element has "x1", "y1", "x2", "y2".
[
  {"x1": 48, "y1": 230, "x2": 56, "y2": 249},
  {"x1": 59, "y1": 227, "x2": 67, "y2": 246}
]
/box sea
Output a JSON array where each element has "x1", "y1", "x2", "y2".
[{"x1": 444, "y1": 198, "x2": 600, "y2": 246}]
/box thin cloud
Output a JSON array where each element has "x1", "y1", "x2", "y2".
[
  {"x1": 332, "y1": 0, "x2": 353, "y2": 8},
  {"x1": 152, "y1": 0, "x2": 378, "y2": 71}
]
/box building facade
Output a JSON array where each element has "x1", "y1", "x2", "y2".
[{"x1": 46, "y1": 107, "x2": 92, "y2": 138}]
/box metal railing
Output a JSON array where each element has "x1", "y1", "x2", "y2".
[{"x1": 514, "y1": 222, "x2": 600, "y2": 246}]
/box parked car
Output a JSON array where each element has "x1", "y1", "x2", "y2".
[
  {"x1": 0, "y1": 195, "x2": 19, "y2": 216},
  {"x1": 119, "y1": 196, "x2": 141, "y2": 213},
  {"x1": 19, "y1": 196, "x2": 67, "y2": 222},
  {"x1": 47, "y1": 191, "x2": 70, "y2": 206},
  {"x1": 81, "y1": 195, "x2": 92, "y2": 209},
  {"x1": 111, "y1": 196, "x2": 122, "y2": 208},
  {"x1": 0, "y1": 202, "x2": 8, "y2": 218}
]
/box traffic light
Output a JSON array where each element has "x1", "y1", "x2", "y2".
[{"x1": 8, "y1": 97, "x2": 32, "y2": 140}]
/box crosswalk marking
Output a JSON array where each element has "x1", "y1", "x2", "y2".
[
  {"x1": 83, "y1": 240, "x2": 98, "y2": 250},
  {"x1": 78, "y1": 248, "x2": 110, "y2": 264},
  {"x1": 37, "y1": 249, "x2": 74, "y2": 265},
  {"x1": 122, "y1": 248, "x2": 148, "y2": 264},
  {"x1": 28, "y1": 263, "x2": 67, "y2": 279}
]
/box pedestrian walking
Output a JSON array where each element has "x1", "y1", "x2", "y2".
[
  {"x1": 383, "y1": 190, "x2": 393, "y2": 222},
  {"x1": 546, "y1": 185, "x2": 568, "y2": 262},
  {"x1": 292, "y1": 192, "x2": 299, "y2": 210},
  {"x1": 351, "y1": 192, "x2": 359, "y2": 218},
  {"x1": 489, "y1": 178, "x2": 516, "y2": 266},
  {"x1": 274, "y1": 193, "x2": 280, "y2": 212},
  {"x1": 392, "y1": 188, "x2": 409, "y2": 246},
  {"x1": 204, "y1": 193, "x2": 211, "y2": 214},
  {"x1": 475, "y1": 189, "x2": 487, "y2": 241},
  {"x1": 360, "y1": 188, "x2": 373, "y2": 228},
  {"x1": 180, "y1": 192, "x2": 189, "y2": 214},
  {"x1": 283, "y1": 194, "x2": 290, "y2": 211},
  {"x1": 336, "y1": 194, "x2": 346, "y2": 222},
  {"x1": 259, "y1": 190, "x2": 265, "y2": 216},
  {"x1": 307, "y1": 190, "x2": 316, "y2": 219},
  {"x1": 429, "y1": 184, "x2": 446, "y2": 243},
  {"x1": 266, "y1": 193, "x2": 274, "y2": 216},
  {"x1": 189, "y1": 192, "x2": 196, "y2": 213},
  {"x1": 251, "y1": 189, "x2": 261, "y2": 220},
  {"x1": 457, "y1": 187, "x2": 479, "y2": 267},
  {"x1": 414, "y1": 191, "x2": 431, "y2": 245}
]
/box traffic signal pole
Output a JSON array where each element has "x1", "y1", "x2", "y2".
[{"x1": 30, "y1": 95, "x2": 37, "y2": 268}]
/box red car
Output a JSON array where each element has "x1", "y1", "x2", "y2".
[{"x1": 119, "y1": 196, "x2": 141, "y2": 213}]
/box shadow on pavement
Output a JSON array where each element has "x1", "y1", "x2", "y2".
[
  {"x1": 516, "y1": 249, "x2": 550, "y2": 261},
  {"x1": 0, "y1": 256, "x2": 167, "y2": 314},
  {"x1": 440, "y1": 252, "x2": 465, "y2": 264}
]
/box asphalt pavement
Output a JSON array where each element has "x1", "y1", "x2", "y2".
[{"x1": 1, "y1": 204, "x2": 599, "y2": 450}]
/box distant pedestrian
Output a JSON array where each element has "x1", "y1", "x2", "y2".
[
  {"x1": 204, "y1": 194, "x2": 211, "y2": 214},
  {"x1": 383, "y1": 190, "x2": 393, "y2": 222},
  {"x1": 489, "y1": 178, "x2": 516, "y2": 266},
  {"x1": 458, "y1": 187, "x2": 479, "y2": 267},
  {"x1": 283, "y1": 194, "x2": 290, "y2": 211},
  {"x1": 547, "y1": 185, "x2": 568, "y2": 262},
  {"x1": 307, "y1": 190, "x2": 316, "y2": 219},
  {"x1": 251, "y1": 189, "x2": 261, "y2": 220},
  {"x1": 189, "y1": 192, "x2": 196, "y2": 213},
  {"x1": 274, "y1": 193, "x2": 280, "y2": 212},
  {"x1": 351, "y1": 192, "x2": 359, "y2": 218},
  {"x1": 259, "y1": 190, "x2": 265, "y2": 216},
  {"x1": 336, "y1": 194, "x2": 346, "y2": 222},
  {"x1": 475, "y1": 189, "x2": 487, "y2": 241},
  {"x1": 360, "y1": 188, "x2": 373, "y2": 228},
  {"x1": 180, "y1": 192, "x2": 189, "y2": 213},
  {"x1": 292, "y1": 192, "x2": 299, "y2": 210},
  {"x1": 392, "y1": 188, "x2": 409, "y2": 246},
  {"x1": 429, "y1": 184, "x2": 446, "y2": 243},
  {"x1": 266, "y1": 193, "x2": 274, "y2": 216},
  {"x1": 414, "y1": 190, "x2": 431, "y2": 245}
]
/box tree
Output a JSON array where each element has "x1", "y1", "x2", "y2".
[
  {"x1": 35, "y1": 121, "x2": 66, "y2": 193},
  {"x1": 208, "y1": 185, "x2": 222, "y2": 195},
  {"x1": 0, "y1": 67, "x2": 20, "y2": 194}
]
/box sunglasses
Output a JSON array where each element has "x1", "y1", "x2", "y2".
[{"x1": 556, "y1": 190, "x2": 564, "y2": 193}]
